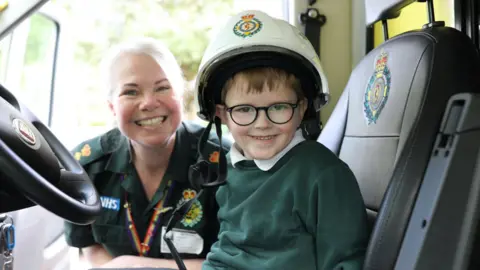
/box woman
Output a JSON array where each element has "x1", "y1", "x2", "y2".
[{"x1": 64, "y1": 37, "x2": 231, "y2": 269}]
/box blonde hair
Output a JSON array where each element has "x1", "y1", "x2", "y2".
[
  {"x1": 100, "y1": 37, "x2": 185, "y2": 100},
  {"x1": 221, "y1": 67, "x2": 303, "y2": 103}
]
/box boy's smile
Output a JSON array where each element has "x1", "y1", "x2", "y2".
[
  {"x1": 249, "y1": 134, "x2": 278, "y2": 147},
  {"x1": 220, "y1": 84, "x2": 306, "y2": 160}
]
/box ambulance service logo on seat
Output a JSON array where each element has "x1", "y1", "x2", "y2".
[{"x1": 364, "y1": 50, "x2": 391, "y2": 125}]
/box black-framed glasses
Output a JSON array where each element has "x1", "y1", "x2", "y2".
[{"x1": 225, "y1": 102, "x2": 299, "y2": 126}]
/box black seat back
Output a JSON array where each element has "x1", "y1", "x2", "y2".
[{"x1": 318, "y1": 1, "x2": 480, "y2": 269}]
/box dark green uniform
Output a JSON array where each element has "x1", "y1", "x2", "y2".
[
  {"x1": 203, "y1": 140, "x2": 368, "y2": 270},
  {"x1": 64, "y1": 121, "x2": 232, "y2": 259}
]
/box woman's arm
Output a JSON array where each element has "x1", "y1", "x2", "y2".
[
  {"x1": 82, "y1": 244, "x2": 114, "y2": 268},
  {"x1": 100, "y1": 255, "x2": 204, "y2": 269}
]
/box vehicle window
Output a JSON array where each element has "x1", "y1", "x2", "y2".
[
  {"x1": 0, "y1": 35, "x2": 12, "y2": 82},
  {"x1": 12, "y1": 13, "x2": 58, "y2": 124},
  {"x1": 372, "y1": 1, "x2": 455, "y2": 47}
]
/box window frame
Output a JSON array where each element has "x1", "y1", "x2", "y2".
[
  {"x1": 37, "y1": 11, "x2": 61, "y2": 127},
  {"x1": 1, "y1": 12, "x2": 60, "y2": 127},
  {"x1": 454, "y1": 0, "x2": 480, "y2": 49}
]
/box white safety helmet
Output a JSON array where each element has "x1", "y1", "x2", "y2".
[{"x1": 195, "y1": 10, "x2": 330, "y2": 122}]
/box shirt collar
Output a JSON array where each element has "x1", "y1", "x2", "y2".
[
  {"x1": 230, "y1": 129, "x2": 305, "y2": 171},
  {"x1": 103, "y1": 124, "x2": 191, "y2": 183},
  {"x1": 102, "y1": 128, "x2": 132, "y2": 173}
]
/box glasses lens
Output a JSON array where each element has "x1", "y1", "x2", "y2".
[
  {"x1": 231, "y1": 105, "x2": 257, "y2": 125},
  {"x1": 267, "y1": 103, "x2": 294, "y2": 124}
]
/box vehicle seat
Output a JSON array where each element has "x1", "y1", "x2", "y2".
[{"x1": 317, "y1": 1, "x2": 480, "y2": 269}]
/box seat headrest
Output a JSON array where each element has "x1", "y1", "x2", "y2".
[{"x1": 365, "y1": 0, "x2": 416, "y2": 26}]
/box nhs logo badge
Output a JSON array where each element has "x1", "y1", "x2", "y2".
[{"x1": 100, "y1": 196, "x2": 120, "y2": 211}]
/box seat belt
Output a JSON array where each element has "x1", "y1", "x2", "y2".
[
  {"x1": 299, "y1": 5, "x2": 326, "y2": 58},
  {"x1": 299, "y1": 1, "x2": 326, "y2": 134}
]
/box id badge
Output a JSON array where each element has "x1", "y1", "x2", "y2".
[{"x1": 160, "y1": 227, "x2": 204, "y2": 255}]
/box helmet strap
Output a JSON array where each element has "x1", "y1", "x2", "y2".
[
  {"x1": 301, "y1": 117, "x2": 322, "y2": 140},
  {"x1": 188, "y1": 116, "x2": 227, "y2": 190}
]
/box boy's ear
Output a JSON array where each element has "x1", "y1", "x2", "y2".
[
  {"x1": 300, "y1": 97, "x2": 308, "y2": 116},
  {"x1": 215, "y1": 105, "x2": 227, "y2": 123}
]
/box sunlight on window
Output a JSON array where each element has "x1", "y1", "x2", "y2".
[
  {"x1": 3, "y1": 14, "x2": 58, "y2": 124},
  {"x1": 0, "y1": 37, "x2": 11, "y2": 82},
  {"x1": 19, "y1": 15, "x2": 57, "y2": 124}
]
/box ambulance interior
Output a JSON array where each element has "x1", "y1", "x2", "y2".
[{"x1": 1, "y1": 0, "x2": 480, "y2": 269}]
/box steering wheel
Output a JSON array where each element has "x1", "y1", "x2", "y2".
[{"x1": 0, "y1": 84, "x2": 101, "y2": 225}]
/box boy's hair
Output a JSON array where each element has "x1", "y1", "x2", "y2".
[
  {"x1": 100, "y1": 37, "x2": 186, "y2": 100},
  {"x1": 221, "y1": 67, "x2": 304, "y2": 103}
]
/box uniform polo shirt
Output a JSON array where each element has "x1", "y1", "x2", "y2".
[{"x1": 64, "y1": 121, "x2": 232, "y2": 259}]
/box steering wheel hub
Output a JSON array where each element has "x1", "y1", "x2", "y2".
[{"x1": 12, "y1": 118, "x2": 37, "y2": 146}]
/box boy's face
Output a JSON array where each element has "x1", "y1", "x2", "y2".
[{"x1": 217, "y1": 84, "x2": 307, "y2": 160}]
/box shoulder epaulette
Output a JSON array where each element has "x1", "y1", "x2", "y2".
[{"x1": 71, "y1": 134, "x2": 105, "y2": 166}]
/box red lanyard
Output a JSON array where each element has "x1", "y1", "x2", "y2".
[{"x1": 122, "y1": 175, "x2": 175, "y2": 256}]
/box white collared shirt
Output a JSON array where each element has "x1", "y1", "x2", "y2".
[{"x1": 230, "y1": 129, "x2": 305, "y2": 171}]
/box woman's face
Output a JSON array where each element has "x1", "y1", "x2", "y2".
[{"x1": 108, "y1": 52, "x2": 183, "y2": 148}]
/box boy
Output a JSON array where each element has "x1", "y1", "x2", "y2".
[{"x1": 194, "y1": 10, "x2": 368, "y2": 270}]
